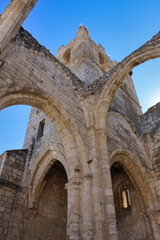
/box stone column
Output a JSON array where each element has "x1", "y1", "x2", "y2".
[
  {"x1": 147, "y1": 210, "x2": 160, "y2": 240},
  {"x1": 81, "y1": 174, "x2": 94, "y2": 240},
  {"x1": 87, "y1": 126, "x2": 105, "y2": 240},
  {"x1": 66, "y1": 177, "x2": 81, "y2": 240},
  {"x1": 96, "y1": 129, "x2": 119, "y2": 240}
]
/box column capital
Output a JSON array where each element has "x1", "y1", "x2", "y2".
[{"x1": 65, "y1": 177, "x2": 82, "y2": 190}]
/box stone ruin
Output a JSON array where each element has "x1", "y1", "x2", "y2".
[{"x1": 0, "y1": 1, "x2": 160, "y2": 239}]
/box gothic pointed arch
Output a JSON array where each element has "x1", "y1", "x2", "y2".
[
  {"x1": 110, "y1": 149, "x2": 160, "y2": 240},
  {"x1": 28, "y1": 145, "x2": 69, "y2": 209},
  {"x1": 110, "y1": 149, "x2": 158, "y2": 210},
  {"x1": 95, "y1": 32, "x2": 160, "y2": 130},
  {"x1": 26, "y1": 158, "x2": 68, "y2": 240},
  {"x1": 0, "y1": 92, "x2": 91, "y2": 178}
]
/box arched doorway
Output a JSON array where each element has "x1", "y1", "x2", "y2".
[
  {"x1": 23, "y1": 160, "x2": 68, "y2": 240},
  {"x1": 111, "y1": 162, "x2": 153, "y2": 240}
]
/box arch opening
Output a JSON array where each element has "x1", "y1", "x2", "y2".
[
  {"x1": 0, "y1": 94, "x2": 83, "y2": 239},
  {"x1": 63, "y1": 48, "x2": 71, "y2": 65},
  {"x1": 132, "y1": 58, "x2": 160, "y2": 113},
  {"x1": 0, "y1": 91, "x2": 88, "y2": 177},
  {"x1": 23, "y1": 160, "x2": 68, "y2": 240},
  {"x1": 0, "y1": 0, "x2": 11, "y2": 14},
  {"x1": 0, "y1": 105, "x2": 31, "y2": 155},
  {"x1": 99, "y1": 52, "x2": 108, "y2": 71},
  {"x1": 111, "y1": 162, "x2": 153, "y2": 240}
]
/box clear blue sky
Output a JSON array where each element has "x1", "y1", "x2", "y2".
[{"x1": 0, "y1": 0, "x2": 160, "y2": 155}]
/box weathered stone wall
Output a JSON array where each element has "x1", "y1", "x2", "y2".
[
  {"x1": 0, "y1": 150, "x2": 27, "y2": 186},
  {"x1": 23, "y1": 107, "x2": 63, "y2": 163},
  {"x1": 0, "y1": 150, "x2": 27, "y2": 240},
  {"x1": 152, "y1": 127, "x2": 160, "y2": 202},
  {"x1": 140, "y1": 103, "x2": 160, "y2": 135},
  {"x1": 109, "y1": 85, "x2": 142, "y2": 131},
  {"x1": 0, "y1": 184, "x2": 17, "y2": 240},
  {"x1": 137, "y1": 103, "x2": 160, "y2": 203},
  {"x1": 106, "y1": 112, "x2": 147, "y2": 166}
]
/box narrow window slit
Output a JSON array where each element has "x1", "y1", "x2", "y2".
[{"x1": 37, "y1": 119, "x2": 45, "y2": 140}]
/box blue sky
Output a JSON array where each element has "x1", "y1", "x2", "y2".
[{"x1": 0, "y1": 0, "x2": 160, "y2": 154}]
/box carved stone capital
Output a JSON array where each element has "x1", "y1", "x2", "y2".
[{"x1": 65, "y1": 177, "x2": 82, "y2": 190}]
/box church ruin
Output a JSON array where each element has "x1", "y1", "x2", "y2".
[{"x1": 0, "y1": 1, "x2": 160, "y2": 239}]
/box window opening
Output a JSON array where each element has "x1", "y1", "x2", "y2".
[
  {"x1": 37, "y1": 119, "x2": 45, "y2": 140},
  {"x1": 122, "y1": 190, "x2": 128, "y2": 208},
  {"x1": 99, "y1": 52, "x2": 108, "y2": 71},
  {"x1": 127, "y1": 189, "x2": 131, "y2": 206},
  {"x1": 63, "y1": 49, "x2": 71, "y2": 65},
  {"x1": 120, "y1": 185, "x2": 131, "y2": 209}
]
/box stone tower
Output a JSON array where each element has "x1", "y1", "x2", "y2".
[{"x1": 0, "y1": 3, "x2": 160, "y2": 239}]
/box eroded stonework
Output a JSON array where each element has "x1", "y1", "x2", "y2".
[{"x1": 0, "y1": 1, "x2": 160, "y2": 240}]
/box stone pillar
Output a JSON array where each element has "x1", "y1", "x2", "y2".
[
  {"x1": 96, "y1": 129, "x2": 119, "y2": 240},
  {"x1": 66, "y1": 177, "x2": 81, "y2": 240},
  {"x1": 0, "y1": 0, "x2": 37, "y2": 54},
  {"x1": 147, "y1": 210, "x2": 160, "y2": 240},
  {"x1": 88, "y1": 126, "x2": 105, "y2": 240},
  {"x1": 81, "y1": 174, "x2": 94, "y2": 240}
]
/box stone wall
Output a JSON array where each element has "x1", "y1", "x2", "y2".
[
  {"x1": 0, "y1": 150, "x2": 27, "y2": 186},
  {"x1": 152, "y1": 127, "x2": 160, "y2": 202},
  {"x1": 106, "y1": 112, "x2": 146, "y2": 166},
  {"x1": 0, "y1": 184, "x2": 17, "y2": 240},
  {"x1": 0, "y1": 150, "x2": 27, "y2": 240},
  {"x1": 139, "y1": 103, "x2": 160, "y2": 201},
  {"x1": 23, "y1": 107, "x2": 63, "y2": 163},
  {"x1": 140, "y1": 103, "x2": 160, "y2": 135}
]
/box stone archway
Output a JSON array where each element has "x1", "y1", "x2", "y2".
[
  {"x1": 28, "y1": 146, "x2": 69, "y2": 209},
  {"x1": 95, "y1": 33, "x2": 160, "y2": 131},
  {"x1": 111, "y1": 161, "x2": 153, "y2": 240},
  {"x1": 0, "y1": 0, "x2": 38, "y2": 53},
  {"x1": 23, "y1": 160, "x2": 68, "y2": 240},
  {"x1": 0, "y1": 93, "x2": 84, "y2": 176},
  {"x1": 110, "y1": 150, "x2": 160, "y2": 240}
]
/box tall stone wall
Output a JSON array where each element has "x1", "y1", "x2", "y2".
[
  {"x1": 23, "y1": 107, "x2": 63, "y2": 163},
  {"x1": 139, "y1": 103, "x2": 160, "y2": 202}
]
